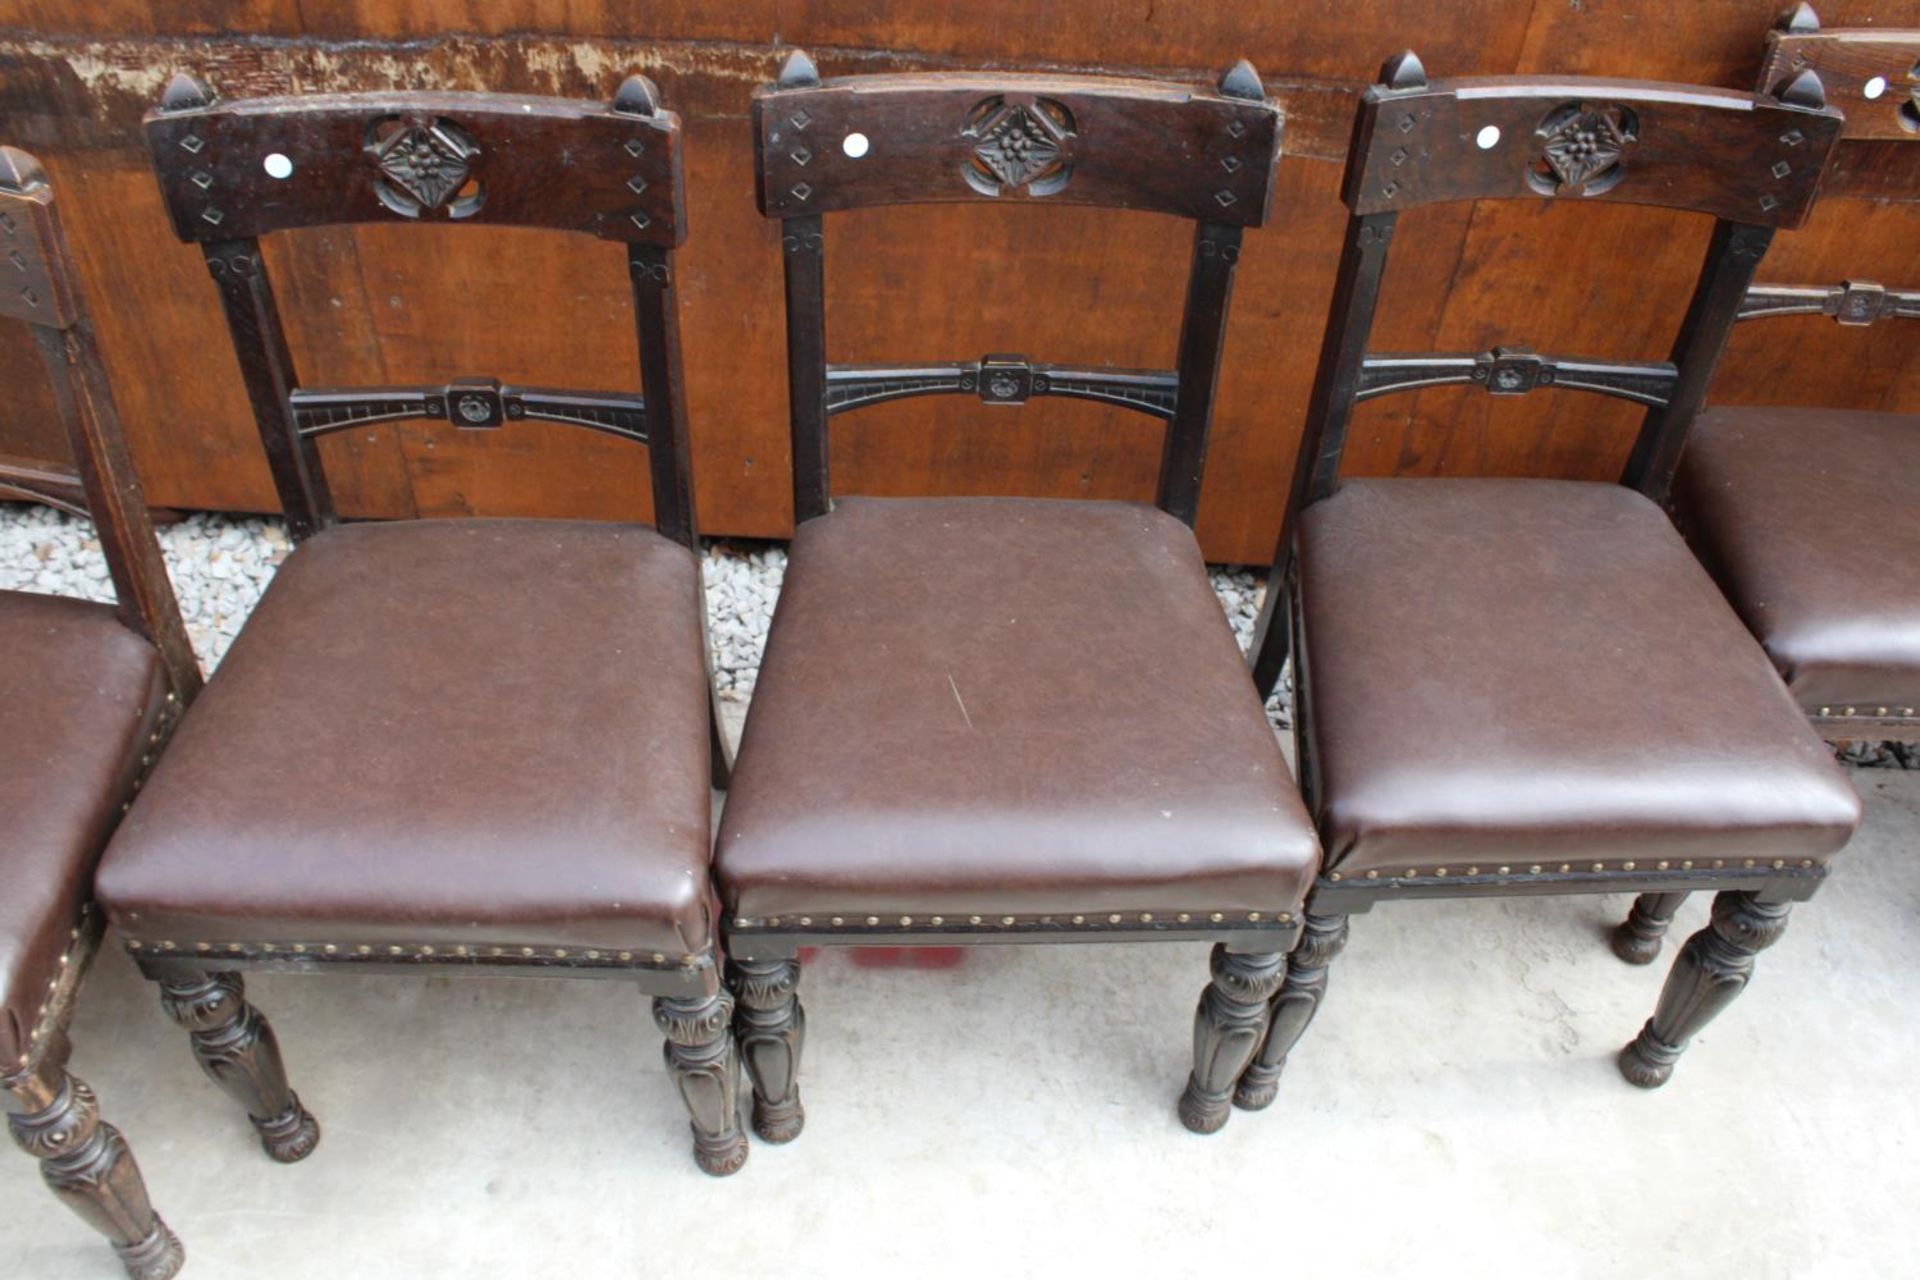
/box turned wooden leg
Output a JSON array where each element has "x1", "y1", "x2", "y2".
[
  {"x1": 5, "y1": 1033, "x2": 184, "y2": 1280},
  {"x1": 653, "y1": 990, "x2": 749, "y2": 1176},
  {"x1": 1178, "y1": 945, "x2": 1286, "y2": 1135},
  {"x1": 728, "y1": 957, "x2": 806, "y2": 1143},
  {"x1": 1611, "y1": 891, "x2": 1691, "y2": 965},
  {"x1": 1619, "y1": 890, "x2": 1791, "y2": 1089},
  {"x1": 158, "y1": 972, "x2": 319, "y2": 1162},
  {"x1": 1235, "y1": 913, "x2": 1350, "y2": 1111}
]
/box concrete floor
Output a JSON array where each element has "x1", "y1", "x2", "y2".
[{"x1": 5, "y1": 756, "x2": 1917, "y2": 1279}]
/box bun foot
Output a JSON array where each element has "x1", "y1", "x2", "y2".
[
  {"x1": 752, "y1": 1095, "x2": 805, "y2": 1144},
  {"x1": 254, "y1": 1095, "x2": 320, "y2": 1163},
  {"x1": 693, "y1": 1127, "x2": 750, "y2": 1177},
  {"x1": 115, "y1": 1219, "x2": 185, "y2": 1280}
]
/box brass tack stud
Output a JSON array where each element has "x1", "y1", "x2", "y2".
[
  {"x1": 1656, "y1": 861, "x2": 1669, "y2": 872},
  {"x1": 456, "y1": 946, "x2": 471, "y2": 957},
  {"x1": 736, "y1": 918, "x2": 755, "y2": 929},
  {"x1": 651, "y1": 952, "x2": 665, "y2": 963},
  {"x1": 1497, "y1": 866, "x2": 1511, "y2": 875},
  {"x1": 1622, "y1": 861, "x2": 1636, "y2": 872},
  {"x1": 551, "y1": 949, "x2": 565, "y2": 958},
  {"x1": 766, "y1": 918, "x2": 781, "y2": 928},
  {"x1": 1683, "y1": 861, "x2": 1695, "y2": 870},
  {"x1": 1713, "y1": 860, "x2": 1725, "y2": 869},
  {"x1": 1771, "y1": 859, "x2": 1785, "y2": 870},
  {"x1": 1743, "y1": 859, "x2": 1756, "y2": 869},
  {"x1": 1435, "y1": 868, "x2": 1448, "y2": 877},
  {"x1": 866, "y1": 916, "x2": 880, "y2": 926},
  {"x1": 1590, "y1": 863, "x2": 1603, "y2": 873},
  {"x1": 1801, "y1": 859, "x2": 1814, "y2": 869},
  {"x1": 1819, "y1": 706, "x2": 1831, "y2": 716},
  {"x1": 831, "y1": 917, "x2": 844, "y2": 927},
  {"x1": 388, "y1": 945, "x2": 403, "y2": 955},
  {"x1": 970, "y1": 916, "x2": 983, "y2": 925},
  {"x1": 1467, "y1": 867, "x2": 1479, "y2": 876},
  {"x1": 126, "y1": 939, "x2": 142, "y2": 950},
  {"x1": 1364, "y1": 870, "x2": 1378, "y2": 879},
  {"x1": 1140, "y1": 913, "x2": 1153, "y2": 923},
  {"x1": 292, "y1": 944, "x2": 307, "y2": 954},
  {"x1": 227, "y1": 943, "x2": 243, "y2": 953},
  {"x1": 799, "y1": 917, "x2": 813, "y2": 927},
  {"x1": 1329, "y1": 871, "x2": 1344, "y2": 881},
  {"x1": 1405, "y1": 868, "x2": 1419, "y2": 878},
  {"x1": 1107, "y1": 913, "x2": 1123, "y2": 925},
  {"x1": 1844, "y1": 706, "x2": 1856, "y2": 716},
  {"x1": 1001, "y1": 916, "x2": 1015, "y2": 926},
  {"x1": 900, "y1": 916, "x2": 913, "y2": 926},
  {"x1": 1072, "y1": 915, "x2": 1086, "y2": 924},
  {"x1": 324, "y1": 944, "x2": 339, "y2": 954},
  {"x1": 1177, "y1": 913, "x2": 1191, "y2": 923},
  {"x1": 1559, "y1": 864, "x2": 1571, "y2": 874},
  {"x1": 521, "y1": 947, "x2": 535, "y2": 957},
  {"x1": 586, "y1": 950, "x2": 598, "y2": 959},
  {"x1": 1529, "y1": 865, "x2": 1542, "y2": 875},
  {"x1": 358, "y1": 945, "x2": 373, "y2": 955},
  {"x1": 1209, "y1": 912, "x2": 1224, "y2": 923},
  {"x1": 929, "y1": 916, "x2": 944, "y2": 926},
  {"x1": 1248, "y1": 912, "x2": 1262, "y2": 922},
  {"x1": 1281, "y1": 913, "x2": 1293, "y2": 923}
]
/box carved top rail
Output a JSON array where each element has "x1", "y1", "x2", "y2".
[
  {"x1": 754, "y1": 56, "x2": 1282, "y2": 224},
  {"x1": 145, "y1": 75, "x2": 684, "y2": 246},
  {"x1": 1342, "y1": 57, "x2": 1844, "y2": 227},
  {"x1": 1740, "y1": 279, "x2": 1920, "y2": 325},
  {"x1": 1763, "y1": 4, "x2": 1920, "y2": 141},
  {"x1": 0, "y1": 147, "x2": 79, "y2": 327}
]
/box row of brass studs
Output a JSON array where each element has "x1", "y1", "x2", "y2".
[
  {"x1": 1817, "y1": 704, "x2": 1917, "y2": 718},
  {"x1": 1325, "y1": 856, "x2": 1822, "y2": 883},
  {"x1": 16, "y1": 921, "x2": 85, "y2": 1071},
  {"x1": 122, "y1": 938, "x2": 708, "y2": 970},
  {"x1": 730, "y1": 910, "x2": 1293, "y2": 930}
]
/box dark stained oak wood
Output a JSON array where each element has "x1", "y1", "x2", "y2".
[
  {"x1": 2, "y1": 3, "x2": 1916, "y2": 562},
  {"x1": 753, "y1": 68, "x2": 1280, "y2": 223},
  {"x1": 0, "y1": 146, "x2": 200, "y2": 699},
  {"x1": 758, "y1": 55, "x2": 1282, "y2": 530},
  {"x1": 146, "y1": 79, "x2": 684, "y2": 246},
  {"x1": 1762, "y1": 3, "x2": 1920, "y2": 139}
]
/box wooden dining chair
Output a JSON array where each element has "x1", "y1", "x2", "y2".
[
  {"x1": 2, "y1": 145, "x2": 199, "y2": 1280},
  {"x1": 1608, "y1": 5, "x2": 1920, "y2": 968},
  {"x1": 716, "y1": 52, "x2": 1319, "y2": 1143},
  {"x1": 1240, "y1": 54, "x2": 1862, "y2": 1104},
  {"x1": 91, "y1": 74, "x2": 752, "y2": 1176}
]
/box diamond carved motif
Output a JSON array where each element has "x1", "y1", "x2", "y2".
[
  {"x1": 373, "y1": 119, "x2": 476, "y2": 209},
  {"x1": 1530, "y1": 102, "x2": 1638, "y2": 196},
  {"x1": 961, "y1": 96, "x2": 1076, "y2": 197}
]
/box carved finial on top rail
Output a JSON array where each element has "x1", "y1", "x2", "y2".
[
  {"x1": 1219, "y1": 59, "x2": 1265, "y2": 102},
  {"x1": 1779, "y1": 3, "x2": 1821, "y2": 33},
  {"x1": 613, "y1": 74, "x2": 661, "y2": 117},
  {"x1": 0, "y1": 144, "x2": 47, "y2": 194},
  {"x1": 1773, "y1": 66, "x2": 1828, "y2": 109},
  {"x1": 1379, "y1": 50, "x2": 1428, "y2": 92},
  {"x1": 777, "y1": 49, "x2": 821, "y2": 90},
  {"x1": 159, "y1": 72, "x2": 215, "y2": 113}
]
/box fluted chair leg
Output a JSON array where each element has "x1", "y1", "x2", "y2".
[
  {"x1": 1235, "y1": 912, "x2": 1349, "y2": 1111},
  {"x1": 1619, "y1": 890, "x2": 1790, "y2": 1088},
  {"x1": 5, "y1": 1032, "x2": 184, "y2": 1280},
  {"x1": 159, "y1": 972, "x2": 319, "y2": 1162}
]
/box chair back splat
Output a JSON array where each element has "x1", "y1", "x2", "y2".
[
  {"x1": 752, "y1": 51, "x2": 1284, "y2": 527},
  {"x1": 1246, "y1": 52, "x2": 1845, "y2": 697},
  {"x1": 0, "y1": 145, "x2": 201, "y2": 700},
  {"x1": 144, "y1": 73, "x2": 698, "y2": 548}
]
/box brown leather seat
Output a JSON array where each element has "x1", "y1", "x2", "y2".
[
  {"x1": 716, "y1": 497, "x2": 1320, "y2": 923},
  {"x1": 94, "y1": 519, "x2": 715, "y2": 961},
  {"x1": 1675, "y1": 405, "x2": 1920, "y2": 715},
  {"x1": 1295, "y1": 478, "x2": 1860, "y2": 879},
  {"x1": 0, "y1": 590, "x2": 167, "y2": 1068}
]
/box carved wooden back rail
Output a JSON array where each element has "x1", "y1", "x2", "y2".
[
  {"x1": 1741, "y1": 12, "x2": 1919, "y2": 344},
  {"x1": 753, "y1": 53, "x2": 1283, "y2": 526},
  {"x1": 1763, "y1": 4, "x2": 1920, "y2": 141},
  {"x1": 1246, "y1": 54, "x2": 1846, "y2": 697},
  {"x1": 0, "y1": 145, "x2": 201, "y2": 698},
  {"x1": 144, "y1": 73, "x2": 700, "y2": 546}
]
